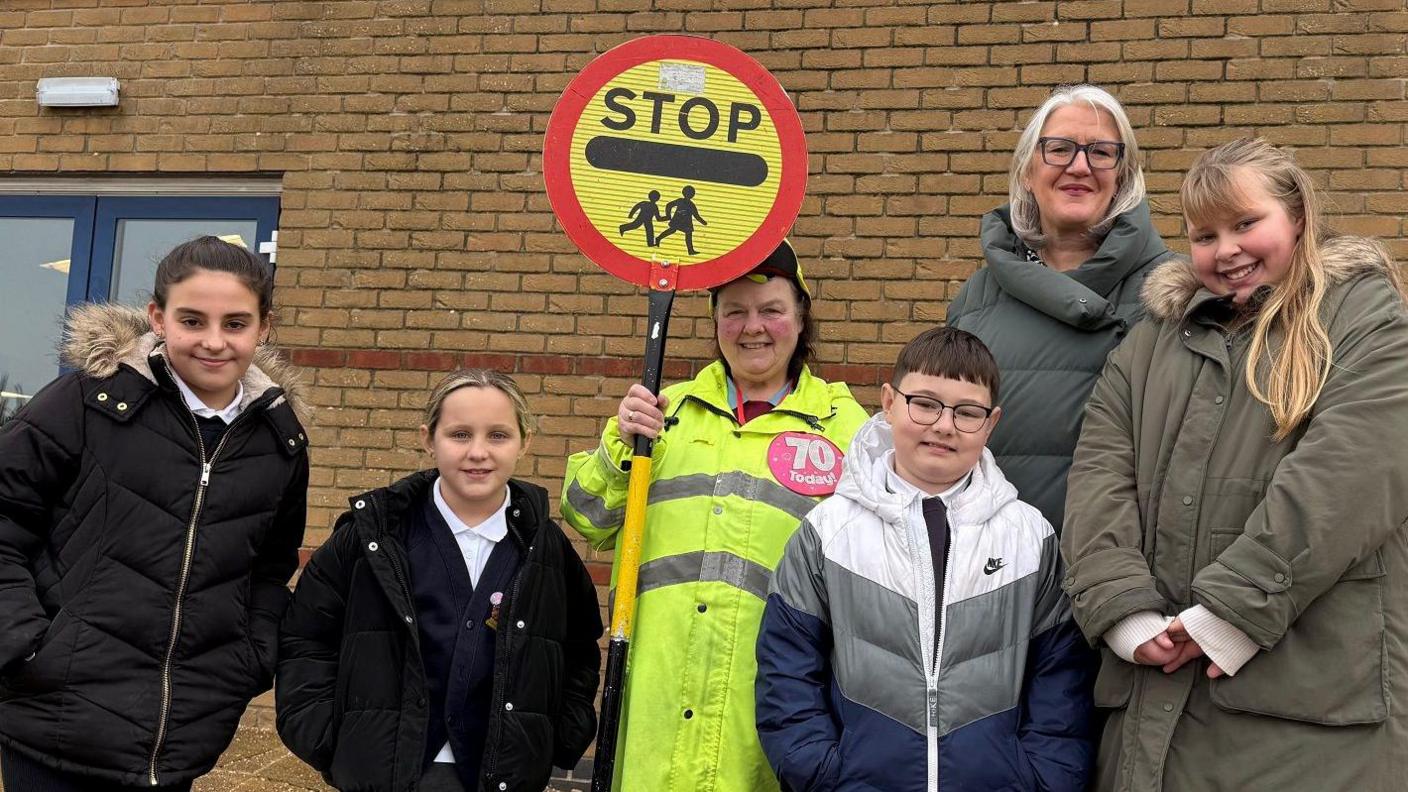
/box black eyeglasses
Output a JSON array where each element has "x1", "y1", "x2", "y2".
[
  {"x1": 1037, "y1": 137, "x2": 1125, "y2": 170},
  {"x1": 894, "y1": 390, "x2": 994, "y2": 433}
]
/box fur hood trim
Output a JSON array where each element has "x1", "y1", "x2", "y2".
[
  {"x1": 60, "y1": 303, "x2": 310, "y2": 422},
  {"x1": 1141, "y1": 235, "x2": 1395, "y2": 321}
]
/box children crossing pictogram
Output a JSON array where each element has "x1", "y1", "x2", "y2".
[
  {"x1": 619, "y1": 190, "x2": 664, "y2": 246},
  {"x1": 652, "y1": 186, "x2": 707, "y2": 255}
]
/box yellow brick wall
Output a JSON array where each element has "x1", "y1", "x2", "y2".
[{"x1": 2, "y1": 0, "x2": 1407, "y2": 728}]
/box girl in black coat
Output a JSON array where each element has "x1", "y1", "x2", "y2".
[
  {"x1": 276, "y1": 369, "x2": 603, "y2": 792},
  {"x1": 0, "y1": 237, "x2": 310, "y2": 790}
]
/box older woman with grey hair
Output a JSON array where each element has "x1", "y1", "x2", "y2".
[{"x1": 946, "y1": 84, "x2": 1176, "y2": 533}]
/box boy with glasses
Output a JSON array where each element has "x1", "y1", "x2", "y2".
[{"x1": 755, "y1": 327, "x2": 1094, "y2": 792}]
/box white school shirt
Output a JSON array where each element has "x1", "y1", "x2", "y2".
[
  {"x1": 430, "y1": 478, "x2": 510, "y2": 764},
  {"x1": 172, "y1": 372, "x2": 244, "y2": 424}
]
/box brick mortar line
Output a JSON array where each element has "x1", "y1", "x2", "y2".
[{"x1": 286, "y1": 347, "x2": 893, "y2": 386}]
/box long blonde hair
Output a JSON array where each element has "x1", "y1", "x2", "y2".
[{"x1": 1181, "y1": 139, "x2": 1333, "y2": 440}]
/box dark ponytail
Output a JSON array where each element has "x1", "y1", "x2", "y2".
[{"x1": 152, "y1": 236, "x2": 274, "y2": 317}]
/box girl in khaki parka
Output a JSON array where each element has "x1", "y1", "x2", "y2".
[{"x1": 1062, "y1": 138, "x2": 1408, "y2": 791}]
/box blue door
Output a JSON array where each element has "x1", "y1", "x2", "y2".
[{"x1": 0, "y1": 194, "x2": 279, "y2": 411}]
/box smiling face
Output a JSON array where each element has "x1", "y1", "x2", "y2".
[
  {"x1": 1188, "y1": 167, "x2": 1304, "y2": 304},
  {"x1": 882, "y1": 372, "x2": 1000, "y2": 495},
  {"x1": 714, "y1": 275, "x2": 803, "y2": 393},
  {"x1": 147, "y1": 269, "x2": 268, "y2": 410},
  {"x1": 421, "y1": 385, "x2": 526, "y2": 523},
  {"x1": 1026, "y1": 103, "x2": 1122, "y2": 238}
]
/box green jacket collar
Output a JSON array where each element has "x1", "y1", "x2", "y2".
[{"x1": 980, "y1": 200, "x2": 1171, "y2": 331}]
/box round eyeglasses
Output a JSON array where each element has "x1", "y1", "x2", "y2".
[
  {"x1": 894, "y1": 390, "x2": 994, "y2": 433},
  {"x1": 1037, "y1": 137, "x2": 1124, "y2": 170}
]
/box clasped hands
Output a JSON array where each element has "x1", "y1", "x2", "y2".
[{"x1": 1133, "y1": 617, "x2": 1226, "y2": 679}]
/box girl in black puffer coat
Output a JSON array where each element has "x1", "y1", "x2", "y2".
[
  {"x1": 0, "y1": 237, "x2": 310, "y2": 791},
  {"x1": 276, "y1": 370, "x2": 603, "y2": 792}
]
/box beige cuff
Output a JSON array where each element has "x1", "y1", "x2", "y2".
[
  {"x1": 1179, "y1": 605, "x2": 1259, "y2": 676},
  {"x1": 1104, "y1": 611, "x2": 1174, "y2": 663}
]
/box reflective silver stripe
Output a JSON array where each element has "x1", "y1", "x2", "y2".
[
  {"x1": 649, "y1": 471, "x2": 817, "y2": 520},
  {"x1": 570, "y1": 469, "x2": 818, "y2": 531},
  {"x1": 564, "y1": 479, "x2": 624, "y2": 528},
  {"x1": 637, "y1": 550, "x2": 773, "y2": 601}
]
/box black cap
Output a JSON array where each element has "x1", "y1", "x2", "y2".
[{"x1": 710, "y1": 239, "x2": 809, "y2": 306}]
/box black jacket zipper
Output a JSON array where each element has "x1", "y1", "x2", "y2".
[{"x1": 149, "y1": 399, "x2": 259, "y2": 786}]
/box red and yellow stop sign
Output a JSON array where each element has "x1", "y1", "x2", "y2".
[{"x1": 545, "y1": 35, "x2": 807, "y2": 290}]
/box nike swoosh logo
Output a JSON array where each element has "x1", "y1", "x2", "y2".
[{"x1": 983, "y1": 559, "x2": 1005, "y2": 575}]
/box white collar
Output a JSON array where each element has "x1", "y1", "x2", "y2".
[
  {"x1": 884, "y1": 450, "x2": 971, "y2": 507},
  {"x1": 172, "y1": 372, "x2": 244, "y2": 424},
  {"x1": 433, "y1": 478, "x2": 510, "y2": 543}
]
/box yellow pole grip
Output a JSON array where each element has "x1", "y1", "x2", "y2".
[{"x1": 609, "y1": 454, "x2": 654, "y2": 640}]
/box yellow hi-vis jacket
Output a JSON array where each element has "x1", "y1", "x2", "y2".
[{"x1": 563, "y1": 362, "x2": 867, "y2": 792}]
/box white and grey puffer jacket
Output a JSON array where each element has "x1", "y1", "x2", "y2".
[{"x1": 756, "y1": 414, "x2": 1095, "y2": 792}]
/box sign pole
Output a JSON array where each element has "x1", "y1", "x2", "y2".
[
  {"x1": 543, "y1": 34, "x2": 808, "y2": 791},
  {"x1": 593, "y1": 261, "x2": 677, "y2": 792}
]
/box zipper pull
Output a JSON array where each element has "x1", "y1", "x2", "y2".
[
  {"x1": 927, "y1": 687, "x2": 938, "y2": 726},
  {"x1": 200, "y1": 463, "x2": 212, "y2": 487}
]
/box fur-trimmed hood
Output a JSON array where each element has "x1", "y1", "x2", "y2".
[
  {"x1": 1141, "y1": 235, "x2": 1396, "y2": 321},
  {"x1": 60, "y1": 302, "x2": 309, "y2": 422}
]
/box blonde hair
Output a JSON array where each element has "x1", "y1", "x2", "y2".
[
  {"x1": 1181, "y1": 138, "x2": 1338, "y2": 440},
  {"x1": 423, "y1": 369, "x2": 536, "y2": 440},
  {"x1": 1009, "y1": 84, "x2": 1146, "y2": 246}
]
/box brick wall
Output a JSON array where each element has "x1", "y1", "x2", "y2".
[{"x1": 3, "y1": 0, "x2": 1407, "y2": 732}]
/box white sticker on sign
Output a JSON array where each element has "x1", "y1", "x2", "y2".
[{"x1": 658, "y1": 62, "x2": 705, "y2": 94}]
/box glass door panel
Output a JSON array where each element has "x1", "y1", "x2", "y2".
[
  {"x1": 111, "y1": 218, "x2": 260, "y2": 305},
  {"x1": 88, "y1": 196, "x2": 280, "y2": 303},
  {"x1": 0, "y1": 217, "x2": 77, "y2": 411}
]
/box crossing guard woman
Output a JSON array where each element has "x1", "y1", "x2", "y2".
[{"x1": 562, "y1": 240, "x2": 867, "y2": 791}]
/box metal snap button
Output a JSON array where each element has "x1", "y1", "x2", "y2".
[
  {"x1": 355, "y1": 499, "x2": 366, "y2": 509},
  {"x1": 116, "y1": 402, "x2": 128, "y2": 411},
  {"x1": 1274, "y1": 573, "x2": 1286, "y2": 583},
  {"x1": 404, "y1": 615, "x2": 413, "y2": 624},
  {"x1": 368, "y1": 541, "x2": 379, "y2": 552},
  {"x1": 504, "y1": 702, "x2": 513, "y2": 711},
  {"x1": 96, "y1": 393, "x2": 108, "y2": 402},
  {"x1": 1182, "y1": 496, "x2": 1193, "y2": 506},
  {"x1": 1215, "y1": 396, "x2": 1225, "y2": 404},
  {"x1": 712, "y1": 506, "x2": 723, "y2": 515},
  {"x1": 288, "y1": 438, "x2": 297, "y2": 446},
  {"x1": 516, "y1": 620, "x2": 525, "y2": 629},
  {"x1": 1162, "y1": 703, "x2": 1174, "y2": 712}
]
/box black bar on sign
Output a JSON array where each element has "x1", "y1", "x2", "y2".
[{"x1": 584, "y1": 136, "x2": 769, "y2": 188}]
